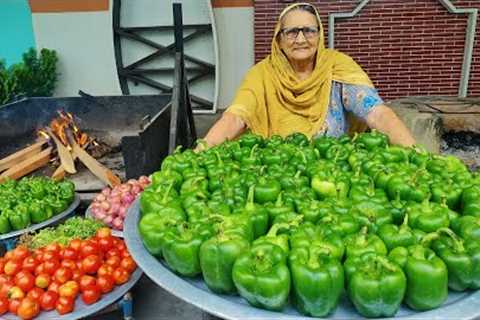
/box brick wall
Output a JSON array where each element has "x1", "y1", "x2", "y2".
[{"x1": 254, "y1": 0, "x2": 480, "y2": 100}]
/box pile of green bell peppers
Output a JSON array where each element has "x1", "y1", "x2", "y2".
[
  {"x1": 0, "y1": 177, "x2": 75, "y2": 233},
  {"x1": 138, "y1": 130, "x2": 480, "y2": 318}
]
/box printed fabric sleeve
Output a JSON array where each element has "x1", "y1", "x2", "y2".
[{"x1": 341, "y1": 83, "x2": 384, "y2": 120}]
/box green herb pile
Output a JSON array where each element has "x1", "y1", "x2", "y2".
[{"x1": 22, "y1": 217, "x2": 104, "y2": 249}]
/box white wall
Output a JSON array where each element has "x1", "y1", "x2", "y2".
[
  {"x1": 213, "y1": 6, "x2": 255, "y2": 109},
  {"x1": 31, "y1": 4, "x2": 122, "y2": 97},
  {"x1": 30, "y1": 2, "x2": 255, "y2": 110}
]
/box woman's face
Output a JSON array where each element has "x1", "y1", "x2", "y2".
[{"x1": 278, "y1": 10, "x2": 319, "y2": 64}]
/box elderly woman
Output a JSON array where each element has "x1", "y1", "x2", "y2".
[{"x1": 202, "y1": 2, "x2": 416, "y2": 147}]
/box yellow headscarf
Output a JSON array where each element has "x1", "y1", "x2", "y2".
[{"x1": 226, "y1": 2, "x2": 374, "y2": 138}]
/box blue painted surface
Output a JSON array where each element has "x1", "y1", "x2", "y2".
[{"x1": 0, "y1": 0, "x2": 35, "y2": 66}]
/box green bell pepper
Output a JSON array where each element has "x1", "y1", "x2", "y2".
[
  {"x1": 0, "y1": 214, "x2": 11, "y2": 234},
  {"x1": 451, "y1": 215, "x2": 480, "y2": 241},
  {"x1": 199, "y1": 232, "x2": 250, "y2": 294},
  {"x1": 388, "y1": 244, "x2": 448, "y2": 311},
  {"x1": 406, "y1": 200, "x2": 452, "y2": 233},
  {"x1": 344, "y1": 227, "x2": 387, "y2": 259},
  {"x1": 162, "y1": 222, "x2": 215, "y2": 277},
  {"x1": 290, "y1": 222, "x2": 344, "y2": 261},
  {"x1": 233, "y1": 186, "x2": 269, "y2": 239},
  {"x1": 345, "y1": 252, "x2": 406, "y2": 318},
  {"x1": 354, "y1": 129, "x2": 388, "y2": 151},
  {"x1": 318, "y1": 212, "x2": 360, "y2": 237},
  {"x1": 8, "y1": 204, "x2": 31, "y2": 230},
  {"x1": 289, "y1": 246, "x2": 344, "y2": 317},
  {"x1": 232, "y1": 243, "x2": 291, "y2": 311},
  {"x1": 378, "y1": 214, "x2": 425, "y2": 251},
  {"x1": 254, "y1": 177, "x2": 281, "y2": 204},
  {"x1": 430, "y1": 228, "x2": 480, "y2": 291}
]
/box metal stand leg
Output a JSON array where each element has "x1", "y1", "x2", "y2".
[
  {"x1": 2, "y1": 238, "x2": 17, "y2": 251},
  {"x1": 118, "y1": 292, "x2": 133, "y2": 320}
]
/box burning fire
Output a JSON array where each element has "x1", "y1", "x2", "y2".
[{"x1": 38, "y1": 111, "x2": 97, "y2": 148}]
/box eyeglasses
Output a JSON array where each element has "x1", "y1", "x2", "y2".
[{"x1": 281, "y1": 26, "x2": 319, "y2": 40}]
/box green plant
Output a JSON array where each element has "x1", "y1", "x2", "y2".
[
  {"x1": 11, "y1": 48, "x2": 58, "y2": 97},
  {"x1": 0, "y1": 60, "x2": 18, "y2": 105},
  {"x1": 0, "y1": 48, "x2": 58, "y2": 106}
]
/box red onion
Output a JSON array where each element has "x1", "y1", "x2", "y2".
[
  {"x1": 95, "y1": 211, "x2": 107, "y2": 220},
  {"x1": 103, "y1": 215, "x2": 113, "y2": 225},
  {"x1": 112, "y1": 217, "x2": 123, "y2": 230},
  {"x1": 109, "y1": 195, "x2": 122, "y2": 204},
  {"x1": 100, "y1": 201, "x2": 110, "y2": 211},
  {"x1": 101, "y1": 188, "x2": 111, "y2": 196},
  {"x1": 131, "y1": 185, "x2": 142, "y2": 195},
  {"x1": 118, "y1": 206, "x2": 128, "y2": 218},
  {"x1": 121, "y1": 193, "x2": 135, "y2": 205},
  {"x1": 95, "y1": 194, "x2": 107, "y2": 202}
]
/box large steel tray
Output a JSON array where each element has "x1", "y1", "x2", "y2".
[{"x1": 124, "y1": 199, "x2": 480, "y2": 320}]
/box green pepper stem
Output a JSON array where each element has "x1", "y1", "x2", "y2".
[
  {"x1": 436, "y1": 227, "x2": 465, "y2": 252},
  {"x1": 162, "y1": 181, "x2": 175, "y2": 203},
  {"x1": 275, "y1": 192, "x2": 284, "y2": 207},
  {"x1": 247, "y1": 185, "x2": 255, "y2": 206},
  {"x1": 308, "y1": 245, "x2": 331, "y2": 269},
  {"x1": 400, "y1": 214, "x2": 409, "y2": 229},
  {"x1": 421, "y1": 232, "x2": 440, "y2": 247},
  {"x1": 297, "y1": 150, "x2": 307, "y2": 164},
  {"x1": 376, "y1": 255, "x2": 396, "y2": 273},
  {"x1": 249, "y1": 144, "x2": 258, "y2": 158},
  {"x1": 214, "y1": 151, "x2": 224, "y2": 166}
]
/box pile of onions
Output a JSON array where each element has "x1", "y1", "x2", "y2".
[{"x1": 90, "y1": 176, "x2": 150, "y2": 230}]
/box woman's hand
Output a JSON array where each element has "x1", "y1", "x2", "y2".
[
  {"x1": 199, "y1": 112, "x2": 246, "y2": 150},
  {"x1": 366, "y1": 104, "x2": 416, "y2": 147}
]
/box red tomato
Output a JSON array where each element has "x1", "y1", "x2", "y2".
[
  {"x1": 79, "y1": 275, "x2": 97, "y2": 292},
  {"x1": 81, "y1": 255, "x2": 101, "y2": 275},
  {"x1": 76, "y1": 260, "x2": 83, "y2": 271},
  {"x1": 105, "y1": 256, "x2": 121, "y2": 268},
  {"x1": 97, "y1": 275, "x2": 114, "y2": 294},
  {"x1": 80, "y1": 240, "x2": 99, "y2": 258},
  {"x1": 34, "y1": 273, "x2": 51, "y2": 289},
  {"x1": 61, "y1": 248, "x2": 78, "y2": 261},
  {"x1": 39, "y1": 290, "x2": 58, "y2": 311},
  {"x1": 15, "y1": 271, "x2": 35, "y2": 292},
  {"x1": 8, "y1": 286, "x2": 25, "y2": 300},
  {"x1": 17, "y1": 297, "x2": 40, "y2": 320},
  {"x1": 0, "y1": 282, "x2": 13, "y2": 298},
  {"x1": 43, "y1": 259, "x2": 60, "y2": 275},
  {"x1": 47, "y1": 281, "x2": 61, "y2": 294},
  {"x1": 81, "y1": 284, "x2": 101, "y2": 305},
  {"x1": 0, "y1": 258, "x2": 6, "y2": 274},
  {"x1": 22, "y1": 257, "x2": 38, "y2": 274},
  {"x1": 105, "y1": 248, "x2": 120, "y2": 259},
  {"x1": 34, "y1": 263, "x2": 45, "y2": 276},
  {"x1": 71, "y1": 269, "x2": 84, "y2": 283},
  {"x1": 58, "y1": 281, "x2": 79, "y2": 299},
  {"x1": 96, "y1": 227, "x2": 112, "y2": 239},
  {"x1": 45, "y1": 243, "x2": 62, "y2": 255},
  {"x1": 4, "y1": 251, "x2": 13, "y2": 261},
  {"x1": 9, "y1": 298, "x2": 21, "y2": 315},
  {"x1": 26, "y1": 287, "x2": 44, "y2": 302},
  {"x1": 4, "y1": 260, "x2": 22, "y2": 276},
  {"x1": 12, "y1": 246, "x2": 30, "y2": 262},
  {"x1": 0, "y1": 274, "x2": 11, "y2": 287},
  {"x1": 97, "y1": 264, "x2": 114, "y2": 277},
  {"x1": 116, "y1": 241, "x2": 127, "y2": 253},
  {"x1": 55, "y1": 295, "x2": 74, "y2": 315},
  {"x1": 120, "y1": 257, "x2": 137, "y2": 273},
  {"x1": 0, "y1": 296, "x2": 8, "y2": 315},
  {"x1": 60, "y1": 259, "x2": 77, "y2": 271},
  {"x1": 112, "y1": 267, "x2": 130, "y2": 285},
  {"x1": 98, "y1": 236, "x2": 114, "y2": 252},
  {"x1": 42, "y1": 251, "x2": 59, "y2": 262},
  {"x1": 69, "y1": 239, "x2": 82, "y2": 252},
  {"x1": 53, "y1": 267, "x2": 73, "y2": 284}
]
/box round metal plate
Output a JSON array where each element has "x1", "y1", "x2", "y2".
[
  {"x1": 85, "y1": 205, "x2": 123, "y2": 238},
  {"x1": 0, "y1": 195, "x2": 81, "y2": 241},
  {"x1": 124, "y1": 199, "x2": 480, "y2": 320},
  {"x1": 3, "y1": 268, "x2": 142, "y2": 320}
]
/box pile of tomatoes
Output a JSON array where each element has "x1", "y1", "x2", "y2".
[{"x1": 0, "y1": 228, "x2": 137, "y2": 319}]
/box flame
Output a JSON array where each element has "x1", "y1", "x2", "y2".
[{"x1": 38, "y1": 110, "x2": 95, "y2": 148}]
